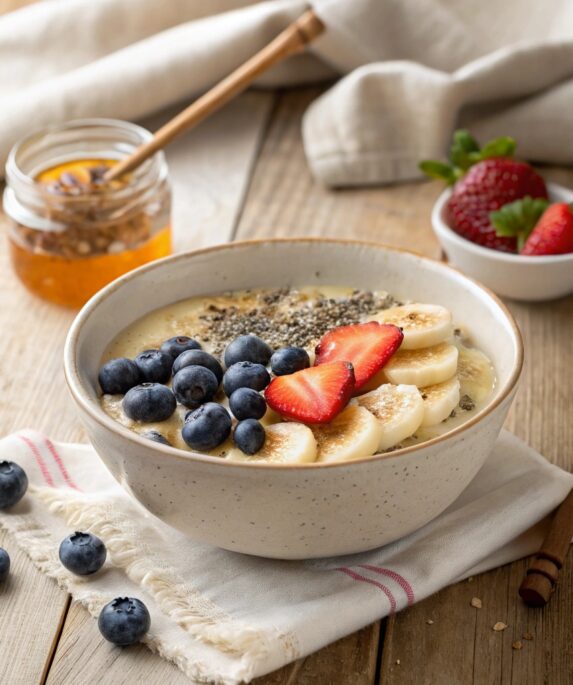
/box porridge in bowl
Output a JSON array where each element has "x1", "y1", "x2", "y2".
[{"x1": 99, "y1": 287, "x2": 495, "y2": 464}]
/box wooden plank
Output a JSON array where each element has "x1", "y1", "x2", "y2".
[
  {"x1": 0, "y1": 529, "x2": 70, "y2": 685},
  {"x1": 235, "y1": 88, "x2": 441, "y2": 258},
  {"x1": 0, "y1": 93, "x2": 274, "y2": 682},
  {"x1": 255, "y1": 623, "x2": 380, "y2": 685}
]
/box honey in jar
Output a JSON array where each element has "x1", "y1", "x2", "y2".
[{"x1": 3, "y1": 120, "x2": 172, "y2": 308}]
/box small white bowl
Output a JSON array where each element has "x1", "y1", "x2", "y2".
[
  {"x1": 64, "y1": 240, "x2": 523, "y2": 559},
  {"x1": 432, "y1": 182, "x2": 573, "y2": 301}
]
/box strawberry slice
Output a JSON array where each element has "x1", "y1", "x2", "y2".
[
  {"x1": 314, "y1": 322, "x2": 403, "y2": 390},
  {"x1": 265, "y1": 361, "x2": 355, "y2": 424}
]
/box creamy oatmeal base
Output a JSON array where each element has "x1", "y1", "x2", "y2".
[{"x1": 100, "y1": 287, "x2": 496, "y2": 458}]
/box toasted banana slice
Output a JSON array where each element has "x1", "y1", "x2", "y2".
[
  {"x1": 368, "y1": 303, "x2": 453, "y2": 350},
  {"x1": 456, "y1": 344, "x2": 495, "y2": 404},
  {"x1": 384, "y1": 342, "x2": 458, "y2": 387},
  {"x1": 226, "y1": 422, "x2": 317, "y2": 464},
  {"x1": 420, "y1": 377, "x2": 461, "y2": 427},
  {"x1": 312, "y1": 405, "x2": 383, "y2": 463},
  {"x1": 356, "y1": 384, "x2": 424, "y2": 451}
]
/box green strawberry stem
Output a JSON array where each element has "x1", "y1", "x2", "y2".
[
  {"x1": 419, "y1": 129, "x2": 517, "y2": 185},
  {"x1": 490, "y1": 197, "x2": 550, "y2": 251}
]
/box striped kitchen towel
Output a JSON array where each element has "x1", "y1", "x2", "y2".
[{"x1": 0, "y1": 429, "x2": 571, "y2": 684}]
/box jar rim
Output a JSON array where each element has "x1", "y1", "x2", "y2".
[{"x1": 5, "y1": 117, "x2": 166, "y2": 200}]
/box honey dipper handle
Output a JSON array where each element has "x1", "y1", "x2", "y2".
[
  {"x1": 519, "y1": 489, "x2": 573, "y2": 607},
  {"x1": 105, "y1": 8, "x2": 325, "y2": 182}
]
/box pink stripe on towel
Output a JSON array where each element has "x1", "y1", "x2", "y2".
[
  {"x1": 18, "y1": 434, "x2": 55, "y2": 486},
  {"x1": 358, "y1": 565, "x2": 415, "y2": 606},
  {"x1": 42, "y1": 435, "x2": 80, "y2": 491},
  {"x1": 337, "y1": 567, "x2": 397, "y2": 613}
]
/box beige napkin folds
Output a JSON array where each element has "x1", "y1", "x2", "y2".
[{"x1": 1, "y1": 0, "x2": 573, "y2": 186}]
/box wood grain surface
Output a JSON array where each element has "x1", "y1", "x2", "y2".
[{"x1": 0, "y1": 3, "x2": 572, "y2": 682}]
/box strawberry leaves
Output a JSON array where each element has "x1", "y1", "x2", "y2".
[
  {"x1": 419, "y1": 129, "x2": 517, "y2": 186},
  {"x1": 490, "y1": 197, "x2": 550, "y2": 251}
]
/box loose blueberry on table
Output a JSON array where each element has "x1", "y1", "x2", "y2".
[
  {"x1": 0, "y1": 548, "x2": 10, "y2": 582},
  {"x1": 223, "y1": 361, "x2": 270, "y2": 396},
  {"x1": 172, "y1": 365, "x2": 219, "y2": 408},
  {"x1": 0, "y1": 461, "x2": 28, "y2": 509},
  {"x1": 122, "y1": 383, "x2": 176, "y2": 423},
  {"x1": 98, "y1": 358, "x2": 141, "y2": 395},
  {"x1": 59, "y1": 531, "x2": 107, "y2": 576},
  {"x1": 224, "y1": 334, "x2": 273, "y2": 367},
  {"x1": 98, "y1": 597, "x2": 151, "y2": 646},
  {"x1": 182, "y1": 403, "x2": 232, "y2": 451},
  {"x1": 229, "y1": 387, "x2": 266, "y2": 421}
]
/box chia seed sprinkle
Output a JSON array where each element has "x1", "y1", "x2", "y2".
[{"x1": 197, "y1": 288, "x2": 397, "y2": 354}]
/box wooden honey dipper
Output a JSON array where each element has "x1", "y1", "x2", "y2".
[
  {"x1": 105, "y1": 9, "x2": 325, "y2": 182},
  {"x1": 519, "y1": 489, "x2": 573, "y2": 607}
]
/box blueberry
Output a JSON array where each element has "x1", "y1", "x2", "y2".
[
  {"x1": 122, "y1": 384, "x2": 176, "y2": 422},
  {"x1": 0, "y1": 461, "x2": 28, "y2": 509},
  {"x1": 223, "y1": 362, "x2": 270, "y2": 396},
  {"x1": 224, "y1": 335, "x2": 272, "y2": 367},
  {"x1": 142, "y1": 430, "x2": 171, "y2": 446},
  {"x1": 233, "y1": 419, "x2": 266, "y2": 455},
  {"x1": 229, "y1": 387, "x2": 266, "y2": 421},
  {"x1": 134, "y1": 349, "x2": 172, "y2": 384},
  {"x1": 59, "y1": 532, "x2": 106, "y2": 575},
  {"x1": 182, "y1": 403, "x2": 231, "y2": 451},
  {"x1": 98, "y1": 358, "x2": 141, "y2": 395},
  {"x1": 98, "y1": 597, "x2": 150, "y2": 646},
  {"x1": 0, "y1": 548, "x2": 10, "y2": 582},
  {"x1": 172, "y1": 366, "x2": 219, "y2": 409},
  {"x1": 160, "y1": 336, "x2": 201, "y2": 360},
  {"x1": 270, "y1": 346, "x2": 310, "y2": 376},
  {"x1": 172, "y1": 350, "x2": 223, "y2": 384}
]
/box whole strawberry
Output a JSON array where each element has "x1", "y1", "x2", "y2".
[{"x1": 421, "y1": 131, "x2": 548, "y2": 252}]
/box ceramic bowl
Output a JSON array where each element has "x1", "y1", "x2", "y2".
[
  {"x1": 432, "y1": 181, "x2": 573, "y2": 301},
  {"x1": 64, "y1": 239, "x2": 523, "y2": 559}
]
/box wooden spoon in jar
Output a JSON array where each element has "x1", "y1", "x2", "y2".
[{"x1": 104, "y1": 9, "x2": 325, "y2": 183}]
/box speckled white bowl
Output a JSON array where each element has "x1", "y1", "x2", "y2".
[
  {"x1": 432, "y1": 181, "x2": 573, "y2": 301},
  {"x1": 64, "y1": 240, "x2": 523, "y2": 559}
]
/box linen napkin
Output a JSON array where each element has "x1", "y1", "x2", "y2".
[
  {"x1": 3, "y1": 0, "x2": 573, "y2": 187},
  {"x1": 0, "y1": 429, "x2": 571, "y2": 684}
]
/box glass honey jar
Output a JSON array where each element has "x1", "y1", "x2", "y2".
[{"x1": 3, "y1": 119, "x2": 172, "y2": 308}]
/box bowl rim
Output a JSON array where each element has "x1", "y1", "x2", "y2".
[
  {"x1": 64, "y1": 237, "x2": 524, "y2": 470},
  {"x1": 432, "y1": 181, "x2": 573, "y2": 264}
]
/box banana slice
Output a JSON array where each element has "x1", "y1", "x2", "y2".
[
  {"x1": 456, "y1": 344, "x2": 495, "y2": 404},
  {"x1": 368, "y1": 303, "x2": 453, "y2": 350},
  {"x1": 356, "y1": 384, "x2": 424, "y2": 451},
  {"x1": 312, "y1": 405, "x2": 383, "y2": 463},
  {"x1": 226, "y1": 422, "x2": 317, "y2": 464},
  {"x1": 420, "y1": 377, "x2": 460, "y2": 427},
  {"x1": 384, "y1": 342, "x2": 458, "y2": 387}
]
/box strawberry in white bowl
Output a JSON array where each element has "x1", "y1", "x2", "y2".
[{"x1": 424, "y1": 130, "x2": 573, "y2": 301}]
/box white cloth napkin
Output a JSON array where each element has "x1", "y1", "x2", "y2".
[
  {"x1": 2, "y1": 0, "x2": 573, "y2": 186},
  {"x1": 0, "y1": 429, "x2": 571, "y2": 684}
]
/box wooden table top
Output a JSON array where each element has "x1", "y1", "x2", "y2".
[{"x1": 0, "y1": 8, "x2": 572, "y2": 683}]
